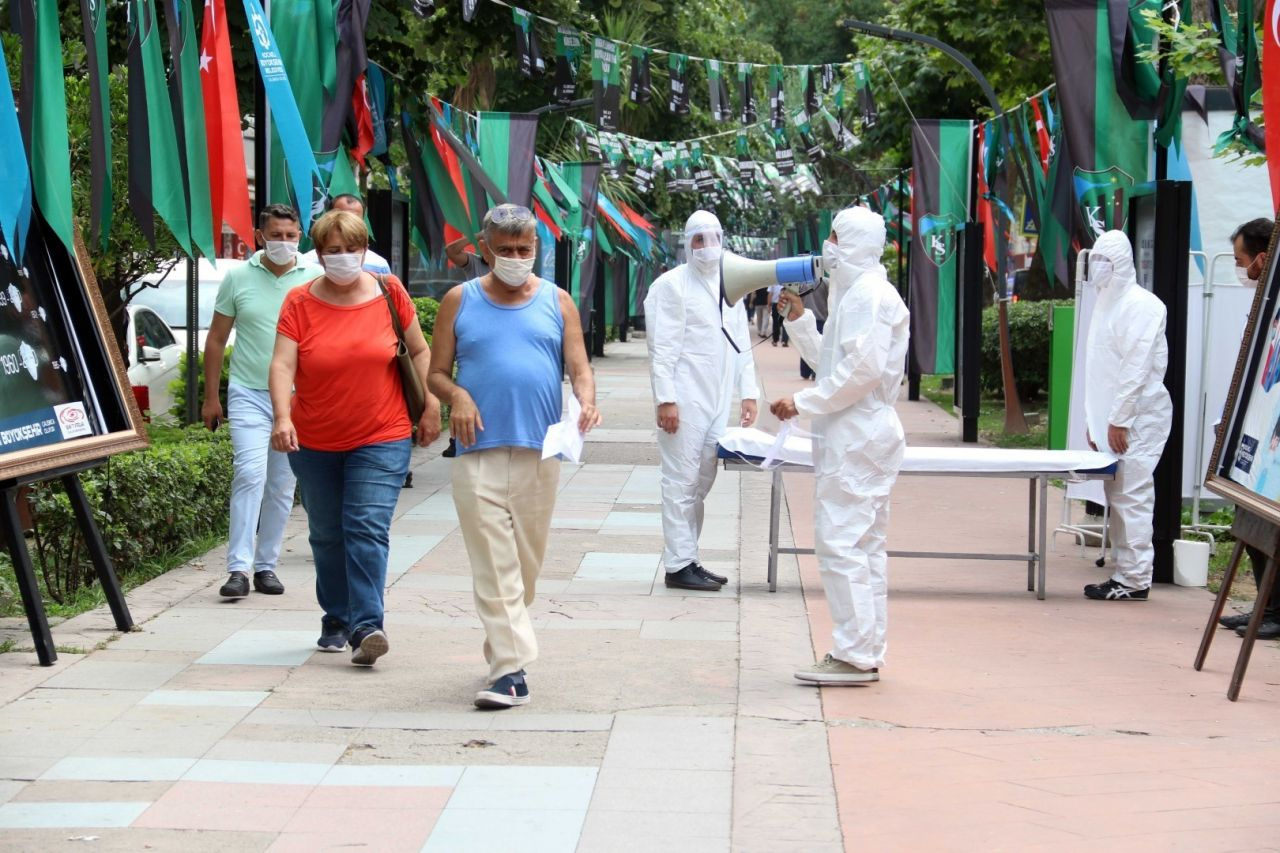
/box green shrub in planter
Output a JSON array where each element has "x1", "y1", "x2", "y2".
[
  {"x1": 22, "y1": 425, "x2": 234, "y2": 605},
  {"x1": 414, "y1": 297, "x2": 440, "y2": 344},
  {"x1": 168, "y1": 347, "x2": 233, "y2": 420},
  {"x1": 979, "y1": 299, "x2": 1072, "y2": 401}
]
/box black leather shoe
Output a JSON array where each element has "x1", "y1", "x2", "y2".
[
  {"x1": 694, "y1": 564, "x2": 728, "y2": 585},
  {"x1": 219, "y1": 572, "x2": 249, "y2": 599},
  {"x1": 253, "y1": 570, "x2": 285, "y2": 595},
  {"x1": 665, "y1": 565, "x2": 721, "y2": 591},
  {"x1": 1219, "y1": 611, "x2": 1254, "y2": 630},
  {"x1": 1236, "y1": 618, "x2": 1280, "y2": 640}
]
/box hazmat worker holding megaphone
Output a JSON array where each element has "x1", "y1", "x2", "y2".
[
  {"x1": 645, "y1": 210, "x2": 760, "y2": 592},
  {"x1": 772, "y1": 206, "x2": 910, "y2": 685}
]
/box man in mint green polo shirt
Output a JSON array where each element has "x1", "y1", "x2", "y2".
[{"x1": 202, "y1": 204, "x2": 321, "y2": 600}]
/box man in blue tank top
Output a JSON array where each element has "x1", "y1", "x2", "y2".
[{"x1": 428, "y1": 204, "x2": 601, "y2": 709}]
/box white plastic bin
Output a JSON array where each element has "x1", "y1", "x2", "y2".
[{"x1": 1172, "y1": 539, "x2": 1210, "y2": 587}]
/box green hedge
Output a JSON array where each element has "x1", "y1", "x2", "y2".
[
  {"x1": 168, "y1": 347, "x2": 232, "y2": 420},
  {"x1": 414, "y1": 297, "x2": 439, "y2": 344},
  {"x1": 980, "y1": 299, "x2": 1070, "y2": 401},
  {"x1": 3, "y1": 425, "x2": 233, "y2": 612}
]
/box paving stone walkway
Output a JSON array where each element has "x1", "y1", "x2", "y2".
[{"x1": 0, "y1": 336, "x2": 1277, "y2": 851}]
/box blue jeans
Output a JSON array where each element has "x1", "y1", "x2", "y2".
[
  {"x1": 288, "y1": 439, "x2": 411, "y2": 634},
  {"x1": 226, "y1": 383, "x2": 297, "y2": 575}
]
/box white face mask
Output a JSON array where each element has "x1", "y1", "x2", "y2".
[
  {"x1": 492, "y1": 255, "x2": 535, "y2": 287},
  {"x1": 263, "y1": 240, "x2": 298, "y2": 265},
  {"x1": 691, "y1": 245, "x2": 722, "y2": 272},
  {"x1": 821, "y1": 240, "x2": 839, "y2": 277},
  {"x1": 1089, "y1": 257, "x2": 1114, "y2": 294},
  {"x1": 322, "y1": 252, "x2": 365, "y2": 285},
  {"x1": 1237, "y1": 265, "x2": 1259, "y2": 287}
]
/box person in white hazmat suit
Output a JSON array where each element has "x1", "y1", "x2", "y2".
[
  {"x1": 772, "y1": 206, "x2": 909, "y2": 684},
  {"x1": 645, "y1": 210, "x2": 760, "y2": 592},
  {"x1": 1082, "y1": 229, "x2": 1172, "y2": 601}
]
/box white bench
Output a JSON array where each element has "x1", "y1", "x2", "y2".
[{"x1": 719, "y1": 445, "x2": 1117, "y2": 599}]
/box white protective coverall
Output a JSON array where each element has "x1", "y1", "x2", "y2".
[
  {"x1": 784, "y1": 207, "x2": 909, "y2": 670},
  {"x1": 1084, "y1": 230, "x2": 1172, "y2": 590},
  {"x1": 645, "y1": 211, "x2": 760, "y2": 573}
]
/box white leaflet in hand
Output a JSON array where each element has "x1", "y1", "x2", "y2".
[{"x1": 541, "y1": 392, "x2": 585, "y2": 463}]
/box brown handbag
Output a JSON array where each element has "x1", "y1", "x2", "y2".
[{"x1": 377, "y1": 276, "x2": 427, "y2": 424}]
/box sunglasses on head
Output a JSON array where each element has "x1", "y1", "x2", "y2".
[{"x1": 488, "y1": 205, "x2": 534, "y2": 224}]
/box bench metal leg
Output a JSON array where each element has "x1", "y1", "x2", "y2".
[
  {"x1": 768, "y1": 468, "x2": 781, "y2": 593},
  {"x1": 1027, "y1": 478, "x2": 1037, "y2": 592},
  {"x1": 1037, "y1": 475, "x2": 1049, "y2": 600}
]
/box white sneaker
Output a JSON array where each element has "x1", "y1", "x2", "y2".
[{"x1": 794, "y1": 653, "x2": 879, "y2": 684}]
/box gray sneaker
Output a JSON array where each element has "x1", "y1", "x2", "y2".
[{"x1": 794, "y1": 653, "x2": 879, "y2": 685}]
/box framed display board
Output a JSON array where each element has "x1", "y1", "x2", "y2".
[
  {"x1": 0, "y1": 214, "x2": 147, "y2": 485},
  {"x1": 1206, "y1": 219, "x2": 1280, "y2": 521}
]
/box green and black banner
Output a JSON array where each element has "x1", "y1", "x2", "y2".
[
  {"x1": 476, "y1": 112, "x2": 539, "y2": 207},
  {"x1": 738, "y1": 62, "x2": 757, "y2": 124},
  {"x1": 801, "y1": 65, "x2": 819, "y2": 116},
  {"x1": 737, "y1": 130, "x2": 755, "y2": 182},
  {"x1": 852, "y1": 61, "x2": 877, "y2": 129},
  {"x1": 707, "y1": 59, "x2": 731, "y2": 122},
  {"x1": 772, "y1": 128, "x2": 794, "y2": 176},
  {"x1": 1042, "y1": 0, "x2": 1151, "y2": 285},
  {"x1": 559, "y1": 161, "x2": 601, "y2": 332},
  {"x1": 80, "y1": 0, "x2": 112, "y2": 247},
  {"x1": 591, "y1": 38, "x2": 621, "y2": 131},
  {"x1": 668, "y1": 53, "x2": 690, "y2": 115},
  {"x1": 629, "y1": 45, "x2": 651, "y2": 103},
  {"x1": 554, "y1": 25, "x2": 581, "y2": 105},
  {"x1": 769, "y1": 65, "x2": 785, "y2": 129},
  {"x1": 512, "y1": 7, "x2": 544, "y2": 78},
  {"x1": 909, "y1": 118, "x2": 971, "y2": 376}
]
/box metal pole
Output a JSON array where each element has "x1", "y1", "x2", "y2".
[
  {"x1": 184, "y1": 257, "x2": 199, "y2": 424},
  {"x1": 253, "y1": 0, "x2": 272, "y2": 221}
]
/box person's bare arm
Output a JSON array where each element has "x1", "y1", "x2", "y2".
[
  {"x1": 267, "y1": 334, "x2": 299, "y2": 452},
  {"x1": 559, "y1": 290, "x2": 601, "y2": 432},
  {"x1": 426, "y1": 287, "x2": 485, "y2": 448},
  {"x1": 444, "y1": 237, "x2": 473, "y2": 268},
  {"x1": 201, "y1": 312, "x2": 235, "y2": 430}
]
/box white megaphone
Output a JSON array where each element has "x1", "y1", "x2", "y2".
[{"x1": 719, "y1": 251, "x2": 822, "y2": 307}]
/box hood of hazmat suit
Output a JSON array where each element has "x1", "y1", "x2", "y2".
[
  {"x1": 1082, "y1": 230, "x2": 1172, "y2": 461},
  {"x1": 644, "y1": 210, "x2": 760, "y2": 572},
  {"x1": 782, "y1": 205, "x2": 910, "y2": 670}
]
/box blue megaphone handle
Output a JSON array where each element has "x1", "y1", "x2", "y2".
[{"x1": 775, "y1": 256, "x2": 817, "y2": 285}]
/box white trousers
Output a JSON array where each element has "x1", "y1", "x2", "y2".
[
  {"x1": 815, "y1": 477, "x2": 890, "y2": 670},
  {"x1": 1105, "y1": 454, "x2": 1160, "y2": 590},
  {"x1": 656, "y1": 421, "x2": 720, "y2": 572},
  {"x1": 226, "y1": 383, "x2": 296, "y2": 575}
]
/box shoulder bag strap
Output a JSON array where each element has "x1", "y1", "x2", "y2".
[{"x1": 376, "y1": 274, "x2": 409, "y2": 347}]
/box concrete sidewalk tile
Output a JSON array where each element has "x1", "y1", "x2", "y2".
[
  {"x1": 139, "y1": 689, "x2": 270, "y2": 708},
  {"x1": 182, "y1": 759, "x2": 333, "y2": 786},
  {"x1": 244, "y1": 707, "x2": 375, "y2": 728},
  {"x1": 588, "y1": 767, "x2": 731, "y2": 813},
  {"x1": 0, "y1": 801, "x2": 150, "y2": 829},
  {"x1": 445, "y1": 765, "x2": 597, "y2": 811},
  {"x1": 204, "y1": 739, "x2": 350, "y2": 765},
  {"x1": 41, "y1": 660, "x2": 187, "y2": 691},
  {"x1": 603, "y1": 716, "x2": 734, "y2": 771},
  {"x1": 387, "y1": 535, "x2": 446, "y2": 578},
  {"x1": 422, "y1": 807, "x2": 587, "y2": 853},
  {"x1": 41, "y1": 757, "x2": 195, "y2": 782},
  {"x1": 196, "y1": 631, "x2": 318, "y2": 667},
  {"x1": 365, "y1": 711, "x2": 494, "y2": 731},
  {"x1": 486, "y1": 714, "x2": 614, "y2": 732},
  {"x1": 0, "y1": 756, "x2": 59, "y2": 780},
  {"x1": 133, "y1": 781, "x2": 310, "y2": 832},
  {"x1": 321, "y1": 766, "x2": 464, "y2": 787},
  {"x1": 577, "y1": 810, "x2": 729, "y2": 845},
  {"x1": 0, "y1": 780, "x2": 23, "y2": 805},
  {"x1": 638, "y1": 619, "x2": 737, "y2": 642},
  {"x1": 533, "y1": 617, "x2": 642, "y2": 632}
]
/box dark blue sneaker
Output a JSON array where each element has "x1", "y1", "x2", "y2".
[
  {"x1": 475, "y1": 671, "x2": 529, "y2": 709},
  {"x1": 316, "y1": 616, "x2": 349, "y2": 653},
  {"x1": 350, "y1": 627, "x2": 389, "y2": 666}
]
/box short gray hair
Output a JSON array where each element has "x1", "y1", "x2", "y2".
[{"x1": 483, "y1": 204, "x2": 537, "y2": 241}]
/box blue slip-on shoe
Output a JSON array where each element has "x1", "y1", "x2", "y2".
[{"x1": 475, "y1": 671, "x2": 530, "y2": 709}]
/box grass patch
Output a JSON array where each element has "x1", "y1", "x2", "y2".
[
  {"x1": 0, "y1": 529, "x2": 226, "y2": 621},
  {"x1": 918, "y1": 374, "x2": 1049, "y2": 449}
]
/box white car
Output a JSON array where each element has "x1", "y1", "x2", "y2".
[
  {"x1": 131, "y1": 258, "x2": 246, "y2": 350},
  {"x1": 124, "y1": 303, "x2": 183, "y2": 419}
]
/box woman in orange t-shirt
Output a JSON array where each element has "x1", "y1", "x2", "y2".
[{"x1": 268, "y1": 210, "x2": 441, "y2": 668}]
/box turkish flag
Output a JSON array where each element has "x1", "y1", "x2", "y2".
[
  {"x1": 1029, "y1": 98, "x2": 1051, "y2": 176},
  {"x1": 350, "y1": 74, "x2": 375, "y2": 168},
  {"x1": 975, "y1": 124, "x2": 997, "y2": 273},
  {"x1": 200, "y1": 0, "x2": 253, "y2": 252},
  {"x1": 1265, "y1": 0, "x2": 1280, "y2": 211}
]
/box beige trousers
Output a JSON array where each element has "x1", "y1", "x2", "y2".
[{"x1": 452, "y1": 447, "x2": 561, "y2": 682}]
